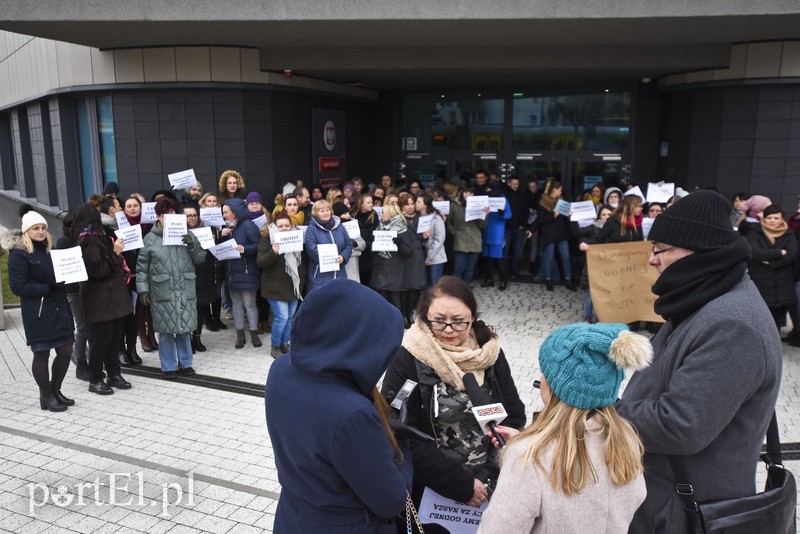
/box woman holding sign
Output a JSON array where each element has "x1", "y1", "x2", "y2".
[
  {"x1": 221, "y1": 198, "x2": 263, "y2": 349},
  {"x1": 136, "y1": 198, "x2": 206, "y2": 378},
  {"x1": 381, "y1": 276, "x2": 526, "y2": 530},
  {"x1": 257, "y1": 212, "x2": 307, "y2": 358},
  {"x1": 304, "y1": 200, "x2": 353, "y2": 294},
  {"x1": 535, "y1": 179, "x2": 574, "y2": 292},
  {"x1": 8, "y1": 206, "x2": 75, "y2": 411},
  {"x1": 73, "y1": 204, "x2": 133, "y2": 395}
]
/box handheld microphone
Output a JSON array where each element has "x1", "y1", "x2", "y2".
[{"x1": 463, "y1": 373, "x2": 508, "y2": 448}]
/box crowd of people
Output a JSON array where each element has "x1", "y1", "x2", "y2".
[{"x1": 6, "y1": 169, "x2": 792, "y2": 533}]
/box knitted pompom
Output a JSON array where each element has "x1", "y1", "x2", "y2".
[
  {"x1": 18, "y1": 203, "x2": 34, "y2": 218},
  {"x1": 609, "y1": 330, "x2": 653, "y2": 371}
]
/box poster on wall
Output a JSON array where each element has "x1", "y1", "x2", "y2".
[{"x1": 312, "y1": 109, "x2": 347, "y2": 188}]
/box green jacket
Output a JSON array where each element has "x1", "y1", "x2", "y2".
[
  {"x1": 136, "y1": 224, "x2": 206, "y2": 334},
  {"x1": 447, "y1": 200, "x2": 487, "y2": 253}
]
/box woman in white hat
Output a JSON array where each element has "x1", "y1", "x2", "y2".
[{"x1": 8, "y1": 205, "x2": 75, "y2": 411}]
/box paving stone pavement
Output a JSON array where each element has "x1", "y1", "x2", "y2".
[{"x1": 0, "y1": 281, "x2": 798, "y2": 533}]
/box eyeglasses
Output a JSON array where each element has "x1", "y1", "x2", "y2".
[
  {"x1": 186, "y1": 214, "x2": 198, "y2": 218},
  {"x1": 651, "y1": 246, "x2": 678, "y2": 256},
  {"x1": 428, "y1": 317, "x2": 472, "y2": 332}
]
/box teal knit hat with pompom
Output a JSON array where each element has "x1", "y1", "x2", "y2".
[{"x1": 539, "y1": 322, "x2": 652, "y2": 410}]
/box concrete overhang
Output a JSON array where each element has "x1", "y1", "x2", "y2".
[{"x1": 2, "y1": 1, "x2": 800, "y2": 90}]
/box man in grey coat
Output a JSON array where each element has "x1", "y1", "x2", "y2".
[{"x1": 617, "y1": 190, "x2": 782, "y2": 533}]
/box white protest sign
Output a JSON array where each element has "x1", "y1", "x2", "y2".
[
  {"x1": 373, "y1": 206, "x2": 383, "y2": 218},
  {"x1": 50, "y1": 246, "x2": 88, "y2": 284},
  {"x1": 167, "y1": 168, "x2": 197, "y2": 190},
  {"x1": 433, "y1": 200, "x2": 450, "y2": 215},
  {"x1": 162, "y1": 214, "x2": 188, "y2": 246},
  {"x1": 555, "y1": 199, "x2": 571, "y2": 216},
  {"x1": 416, "y1": 214, "x2": 435, "y2": 234},
  {"x1": 488, "y1": 197, "x2": 506, "y2": 212},
  {"x1": 342, "y1": 219, "x2": 361, "y2": 239},
  {"x1": 570, "y1": 200, "x2": 597, "y2": 222},
  {"x1": 465, "y1": 195, "x2": 489, "y2": 222},
  {"x1": 114, "y1": 224, "x2": 144, "y2": 252},
  {"x1": 317, "y1": 243, "x2": 340, "y2": 273},
  {"x1": 209, "y1": 240, "x2": 241, "y2": 260},
  {"x1": 252, "y1": 214, "x2": 269, "y2": 230},
  {"x1": 200, "y1": 207, "x2": 225, "y2": 227},
  {"x1": 189, "y1": 227, "x2": 215, "y2": 250},
  {"x1": 641, "y1": 217, "x2": 655, "y2": 240},
  {"x1": 115, "y1": 211, "x2": 130, "y2": 229},
  {"x1": 297, "y1": 225, "x2": 308, "y2": 237},
  {"x1": 141, "y1": 202, "x2": 157, "y2": 224},
  {"x1": 418, "y1": 487, "x2": 486, "y2": 534},
  {"x1": 646, "y1": 182, "x2": 675, "y2": 203},
  {"x1": 624, "y1": 185, "x2": 645, "y2": 201},
  {"x1": 372, "y1": 230, "x2": 398, "y2": 252},
  {"x1": 275, "y1": 230, "x2": 304, "y2": 253}
]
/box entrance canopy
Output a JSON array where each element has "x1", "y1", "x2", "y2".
[{"x1": 2, "y1": 1, "x2": 800, "y2": 89}]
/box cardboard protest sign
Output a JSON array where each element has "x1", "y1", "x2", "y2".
[{"x1": 586, "y1": 241, "x2": 663, "y2": 323}]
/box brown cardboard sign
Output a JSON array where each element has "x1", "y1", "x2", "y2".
[{"x1": 586, "y1": 241, "x2": 664, "y2": 323}]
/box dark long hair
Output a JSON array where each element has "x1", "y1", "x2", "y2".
[
  {"x1": 416, "y1": 275, "x2": 497, "y2": 346},
  {"x1": 70, "y1": 203, "x2": 103, "y2": 244}
]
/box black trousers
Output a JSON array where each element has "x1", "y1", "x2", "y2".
[{"x1": 88, "y1": 317, "x2": 125, "y2": 383}]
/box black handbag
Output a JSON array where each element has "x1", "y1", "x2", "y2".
[{"x1": 669, "y1": 412, "x2": 797, "y2": 534}]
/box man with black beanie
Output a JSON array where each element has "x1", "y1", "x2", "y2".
[{"x1": 617, "y1": 190, "x2": 782, "y2": 533}]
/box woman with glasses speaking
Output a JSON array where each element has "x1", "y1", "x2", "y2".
[{"x1": 382, "y1": 276, "x2": 526, "y2": 530}]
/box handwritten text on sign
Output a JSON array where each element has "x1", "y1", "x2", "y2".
[{"x1": 586, "y1": 241, "x2": 663, "y2": 324}]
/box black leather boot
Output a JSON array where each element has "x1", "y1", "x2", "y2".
[
  {"x1": 127, "y1": 348, "x2": 142, "y2": 365},
  {"x1": 546, "y1": 280, "x2": 554, "y2": 291},
  {"x1": 566, "y1": 279, "x2": 577, "y2": 292},
  {"x1": 250, "y1": 330, "x2": 262, "y2": 348},
  {"x1": 193, "y1": 334, "x2": 207, "y2": 352},
  {"x1": 51, "y1": 382, "x2": 74, "y2": 406},
  {"x1": 235, "y1": 330, "x2": 245, "y2": 349},
  {"x1": 190, "y1": 335, "x2": 197, "y2": 354},
  {"x1": 40, "y1": 388, "x2": 67, "y2": 412},
  {"x1": 118, "y1": 349, "x2": 135, "y2": 367}
]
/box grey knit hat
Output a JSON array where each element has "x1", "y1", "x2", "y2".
[{"x1": 648, "y1": 190, "x2": 738, "y2": 251}]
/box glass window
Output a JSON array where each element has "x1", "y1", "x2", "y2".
[
  {"x1": 96, "y1": 96, "x2": 118, "y2": 185},
  {"x1": 74, "y1": 99, "x2": 96, "y2": 198},
  {"x1": 404, "y1": 94, "x2": 504, "y2": 152},
  {"x1": 512, "y1": 92, "x2": 630, "y2": 151}
]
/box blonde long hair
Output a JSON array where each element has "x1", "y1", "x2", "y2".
[
  {"x1": 22, "y1": 231, "x2": 54, "y2": 254},
  {"x1": 505, "y1": 394, "x2": 644, "y2": 496}
]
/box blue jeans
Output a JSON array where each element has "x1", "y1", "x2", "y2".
[
  {"x1": 221, "y1": 281, "x2": 232, "y2": 310},
  {"x1": 541, "y1": 240, "x2": 571, "y2": 281},
  {"x1": 267, "y1": 299, "x2": 298, "y2": 348},
  {"x1": 452, "y1": 252, "x2": 480, "y2": 284},
  {"x1": 427, "y1": 263, "x2": 445, "y2": 287},
  {"x1": 158, "y1": 332, "x2": 193, "y2": 372},
  {"x1": 505, "y1": 228, "x2": 526, "y2": 275}
]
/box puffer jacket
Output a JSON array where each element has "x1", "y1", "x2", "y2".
[
  {"x1": 8, "y1": 236, "x2": 74, "y2": 346},
  {"x1": 136, "y1": 224, "x2": 206, "y2": 334},
  {"x1": 304, "y1": 215, "x2": 353, "y2": 294},
  {"x1": 222, "y1": 198, "x2": 261, "y2": 292}
]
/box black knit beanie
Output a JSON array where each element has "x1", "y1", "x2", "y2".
[{"x1": 648, "y1": 190, "x2": 738, "y2": 251}]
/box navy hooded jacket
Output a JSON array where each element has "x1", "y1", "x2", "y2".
[
  {"x1": 265, "y1": 279, "x2": 411, "y2": 533},
  {"x1": 222, "y1": 197, "x2": 261, "y2": 291}
]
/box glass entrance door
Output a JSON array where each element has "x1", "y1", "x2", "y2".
[{"x1": 512, "y1": 153, "x2": 622, "y2": 200}]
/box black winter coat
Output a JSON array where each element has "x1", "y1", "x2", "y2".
[
  {"x1": 381, "y1": 347, "x2": 526, "y2": 505},
  {"x1": 355, "y1": 210, "x2": 379, "y2": 273},
  {"x1": 370, "y1": 230, "x2": 415, "y2": 291},
  {"x1": 596, "y1": 216, "x2": 643, "y2": 243},
  {"x1": 747, "y1": 227, "x2": 799, "y2": 307},
  {"x1": 402, "y1": 215, "x2": 427, "y2": 291},
  {"x1": 8, "y1": 241, "x2": 74, "y2": 346},
  {"x1": 256, "y1": 233, "x2": 307, "y2": 301},
  {"x1": 535, "y1": 205, "x2": 570, "y2": 246},
  {"x1": 78, "y1": 231, "x2": 133, "y2": 323}
]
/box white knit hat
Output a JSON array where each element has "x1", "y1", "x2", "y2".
[{"x1": 21, "y1": 210, "x2": 47, "y2": 233}]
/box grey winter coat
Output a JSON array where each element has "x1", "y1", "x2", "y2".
[
  {"x1": 136, "y1": 224, "x2": 206, "y2": 334},
  {"x1": 618, "y1": 277, "x2": 782, "y2": 534},
  {"x1": 424, "y1": 213, "x2": 447, "y2": 265}
]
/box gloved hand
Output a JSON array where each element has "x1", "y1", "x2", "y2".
[
  {"x1": 182, "y1": 234, "x2": 194, "y2": 249},
  {"x1": 48, "y1": 281, "x2": 65, "y2": 294},
  {"x1": 140, "y1": 292, "x2": 150, "y2": 307}
]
